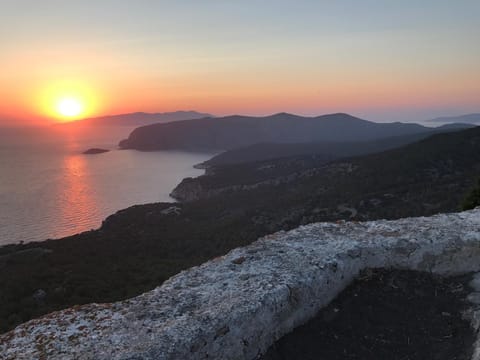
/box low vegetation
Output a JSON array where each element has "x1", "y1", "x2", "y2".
[
  {"x1": 1, "y1": 126, "x2": 479, "y2": 333},
  {"x1": 199, "y1": 125, "x2": 472, "y2": 167},
  {"x1": 463, "y1": 178, "x2": 480, "y2": 210}
]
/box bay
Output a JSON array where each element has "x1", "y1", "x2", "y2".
[{"x1": 0, "y1": 125, "x2": 213, "y2": 245}]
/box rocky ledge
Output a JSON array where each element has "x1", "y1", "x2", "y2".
[{"x1": 1, "y1": 209, "x2": 480, "y2": 360}]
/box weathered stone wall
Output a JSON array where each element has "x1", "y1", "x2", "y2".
[{"x1": 1, "y1": 209, "x2": 480, "y2": 360}]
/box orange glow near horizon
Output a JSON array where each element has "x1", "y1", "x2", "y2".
[
  {"x1": 1, "y1": 38, "x2": 478, "y2": 125},
  {"x1": 36, "y1": 80, "x2": 101, "y2": 122},
  {"x1": 3, "y1": 69, "x2": 477, "y2": 125},
  {"x1": 1, "y1": 1, "x2": 479, "y2": 125}
]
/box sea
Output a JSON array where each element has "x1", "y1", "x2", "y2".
[{"x1": 0, "y1": 125, "x2": 214, "y2": 246}]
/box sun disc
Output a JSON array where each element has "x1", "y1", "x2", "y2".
[{"x1": 57, "y1": 98, "x2": 83, "y2": 117}]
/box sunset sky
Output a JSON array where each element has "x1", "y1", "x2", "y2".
[{"x1": 1, "y1": 0, "x2": 479, "y2": 124}]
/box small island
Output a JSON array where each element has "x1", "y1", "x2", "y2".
[{"x1": 82, "y1": 148, "x2": 110, "y2": 155}]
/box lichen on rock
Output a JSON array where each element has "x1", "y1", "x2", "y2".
[{"x1": 1, "y1": 209, "x2": 480, "y2": 360}]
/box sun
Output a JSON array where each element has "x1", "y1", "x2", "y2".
[
  {"x1": 56, "y1": 98, "x2": 84, "y2": 118},
  {"x1": 37, "y1": 80, "x2": 101, "y2": 122}
]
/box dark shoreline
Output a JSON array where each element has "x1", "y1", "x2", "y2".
[{"x1": 0, "y1": 126, "x2": 479, "y2": 335}]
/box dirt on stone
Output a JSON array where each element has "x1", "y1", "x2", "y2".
[{"x1": 259, "y1": 269, "x2": 475, "y2": 360}]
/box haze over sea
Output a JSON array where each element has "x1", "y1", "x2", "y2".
[{"x1": 0, "y1": 125, "x2": 212, "y2": 246}]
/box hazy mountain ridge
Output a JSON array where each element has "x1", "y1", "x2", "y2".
[
  {"x1": 119, "y1": 113, "x2": 442, "y2": 151},
  {"x1": 57, "y1": 110, "x2": 213, "y2": 127},
  {"x1": 428, "y1": 113, "x2": 480, "y2": 125}
]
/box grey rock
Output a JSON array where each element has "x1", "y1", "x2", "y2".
[
  {"x1": 1, "y1": 208, "x2": 480, "y2": 360},
  {"x1": 470, "y1": 273, "x2": 480, "y2": 292},
  {"x1": 467, "y1": 292, "x2": 480, "y2": 305}
]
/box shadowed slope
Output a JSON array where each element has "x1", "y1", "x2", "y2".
[
  {"x1": 1, "y1": 126, "x2": 480, "y2": 334},
  {"x1": 200, "y1": 123, "x2": 473, "y2": 167}
]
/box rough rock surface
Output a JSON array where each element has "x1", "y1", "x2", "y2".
[{"x1": 1, "y1": 209, "x2": 480, "y2": 360}]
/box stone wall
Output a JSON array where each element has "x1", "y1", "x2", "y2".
[{"x1": 1, "y1": 209, "x2": 480, "y2": 360}]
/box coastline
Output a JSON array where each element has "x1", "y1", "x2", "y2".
[
  {"x1": 0, "y1": 148, "x2": 214, "y2": 247},
  {"x1": 1, "y1": 125, "x2": 479, "y2": 335}
]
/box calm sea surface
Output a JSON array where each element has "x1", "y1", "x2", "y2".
[{"x1": 0, "y1": 125, "x2": 213, "y2": 246}]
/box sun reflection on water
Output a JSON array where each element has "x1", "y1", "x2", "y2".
[
  {"x1": 0, "y1": 127, "x2": 213, "y2": 245},
  {"x1": 60, "y1": 154, "x2": 98, "y2": 235}
]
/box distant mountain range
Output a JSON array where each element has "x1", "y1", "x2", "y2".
[
  {"x1": 428, "y1": 113, "x2": 480, "y2": 125},
  {"x1": 119, "y1": 112, "x2": 473, "y2": 151},
  {"x1": 59, "y1": 111, "x2": 212, "y2": 127}
]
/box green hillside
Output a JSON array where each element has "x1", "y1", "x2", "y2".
[{"x1": 1, "y1": 126, "x2": 479, "y2": 334}]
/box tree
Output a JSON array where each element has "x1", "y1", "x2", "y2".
[{"x1": 462, "y1": 178, "x2": 480, "y2": 210}]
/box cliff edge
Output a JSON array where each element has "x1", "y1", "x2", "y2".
[{"x1": 1, "y1": 209, "x2": 480, "y2": 359}]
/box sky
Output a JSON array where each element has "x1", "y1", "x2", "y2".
[{"x1": 1, "y1": 0, "x2": 479, "y2": 124}]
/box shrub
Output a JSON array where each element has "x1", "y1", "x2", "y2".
[{"x1": 462, "y1": 178, "x2": 480, "y2": 210}]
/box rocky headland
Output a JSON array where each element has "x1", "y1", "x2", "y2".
[{"x1": 83, "y1": 148, "x2": 110, "y2": 155}]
